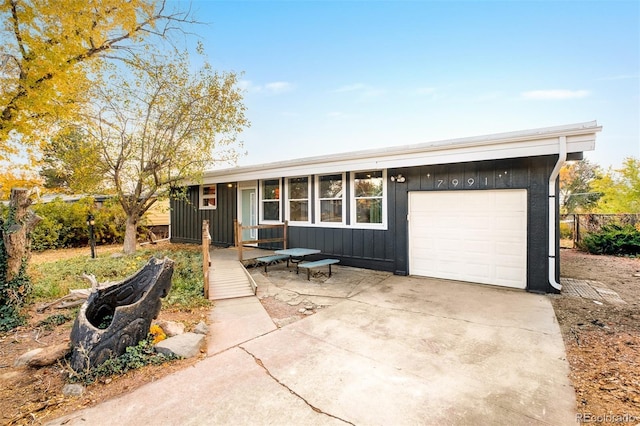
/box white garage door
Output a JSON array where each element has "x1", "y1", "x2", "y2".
[{"x1": 409, "y1": 190, "x2": 527, "y2": 289}]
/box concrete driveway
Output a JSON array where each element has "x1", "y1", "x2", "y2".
[{"x1": 49, "y1": 269, "x2": 576, "y2": 425}]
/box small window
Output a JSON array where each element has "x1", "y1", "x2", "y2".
[
  {"x1": 199, "y1": 185, "x2": 217, "y2": 210},
  {"x1": 353, "y1": 171, "x2": 384, "y2": 224},
  {"x1": 317, "y1": 173, "x2": 344, "y2": 224},
  {"x1": 287, "y1": 176, "x2": 310, "y2": 223},
  {"x1": 261, "y1": 179, "x2": 281, "y2": 222}
]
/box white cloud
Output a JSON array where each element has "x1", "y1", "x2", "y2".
[
  {"x1": 237, "y1": 80, "x2": 294, "y2": 95},
  {"x1": 237, "y1": 79, "x2": 253, "y2": 92},
  {"x1": 265, "y1": 81, "x2": 294, "y2": 94},
  {"x1": 332, "y1": 83, "x2": 386, "y2": 100},
  {"x1": 521, "y1": 89, "x2": 590, "y2": 100}
]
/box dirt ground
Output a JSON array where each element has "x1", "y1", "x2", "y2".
[
  {"x1": 554, "y1": 248, "x2": 640, "y2": 422},
  {"x1": 1, "y1": 248, "x2": 639, "y2": 425}
]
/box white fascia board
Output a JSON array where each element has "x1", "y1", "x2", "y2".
[{"x1": 201, "y1": 121, "x2": 601, "y2": 184}]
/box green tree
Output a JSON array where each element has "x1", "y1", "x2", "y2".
[
  {"x1": 0, "y1": 0, "x2": 192, "y2": 162},
  {"x1": 56, "y1": 51, "x2": 248, "y2": 254},
  {"x1": 40, "y1": 127, "x2": 105, "y2": 193},
  {"x1": 592, "y1": 157, "x2": 640, "y2": 213},
  {"x1": 559, "y1": 159, "x2": 601, "y2": 213}
]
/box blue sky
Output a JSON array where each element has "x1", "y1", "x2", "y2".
[{"x1": 177, "y1": 0, "x2": 639, "y2": 170}]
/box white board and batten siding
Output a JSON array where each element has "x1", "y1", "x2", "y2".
[{"x1": 408, "y1": 190, "x2": 527, "y2": 289}]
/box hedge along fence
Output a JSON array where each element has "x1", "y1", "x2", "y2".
[
  {"x1": 1, "y1": 195, "x2": 164, "y2": 252},
  {"x1": 560, "y1": 213, "x2": 640, "y2": 247},
  {"x1": 28, "y1": 197, "x2": 128, "y2": 251}
]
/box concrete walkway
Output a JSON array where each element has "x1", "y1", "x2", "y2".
[{"x1": 48, "y1": 264, "x2": 576, "y2": 426}]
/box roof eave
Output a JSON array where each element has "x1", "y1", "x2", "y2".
[{"x1": 200, "y1": 121, "x2": 601, "y2": 184}]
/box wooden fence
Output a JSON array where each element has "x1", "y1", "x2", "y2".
[
  {"x1": 234, "y1": 219, "x2": 288, "y2": 261},
  {"x1": 560, "y1": 213, "x2": 640, "y2": 247}
]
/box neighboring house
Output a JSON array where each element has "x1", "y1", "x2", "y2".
[
  {"x1": 171, "y1": 121, "x2": 601, "y2": 293},
  {"x1": 140, "y1": 199, "x2": 171, "y2": 240}
]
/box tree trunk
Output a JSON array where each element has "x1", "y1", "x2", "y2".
[
  {"x1": 123, "y1": 215, "x2": 138, "y2": 255},
  {"x1": 2, "y1": 188, "x2": 42, "y2": 282}
]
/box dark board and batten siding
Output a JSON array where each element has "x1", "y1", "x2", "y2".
[
  {"x1": 389, "y1": 155, "x2": 558, "y2": 293},
  {"x1": 171, "y1": 155, "x2": 559, "y2": 293},
  {"x1": 171, "y1": 184, "x2": 237, "y2": 246}
]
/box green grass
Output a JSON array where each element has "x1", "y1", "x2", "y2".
[{"x1": 28, "y1": 244, "x2": 210, "y2": 311}]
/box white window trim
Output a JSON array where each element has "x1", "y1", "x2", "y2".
[
  {"x1": 199, "y1": 184, "x2": 217, "y2": 210},
  {"x1": 350, "y1": 169, "x2": 388, "y2": 230},
  {"x1": 315, "y1": 172, "x2": 346, "y2": 226},
  {"x1": 285, "y1": 175, "x2": 312, "y2": 224},
  {"x1": 259, "y1": 178, "x2": 282, "y2": 224}
]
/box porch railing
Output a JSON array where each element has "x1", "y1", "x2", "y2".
[
  {"x1": 234, "y1": 219, "x2": 288, "y2": 261},
  {"x1": 202, "y1": 220, "x2": 211, "y2": 299}
]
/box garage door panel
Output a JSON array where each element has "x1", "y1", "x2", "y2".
[{"x1": 409, "y1": 190, "x2": 527, "y2": 289}]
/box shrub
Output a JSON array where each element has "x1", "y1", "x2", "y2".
[
  {"x1": 559, "y1": 221, "x2": 573, "y2": 240},
  {"x1": 68, "y1": 336, "x2": 177, "y2": 384},
  {"x1": 31, "y1": 197, "x2": 126, "y2": 250},
  {"x1": 580, "y1": 223, "x2": 640, "y2": 256}
]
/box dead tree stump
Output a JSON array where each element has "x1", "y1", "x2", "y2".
[{"x1": 2, "y1": 188, "x2": 41, "y2": 282}]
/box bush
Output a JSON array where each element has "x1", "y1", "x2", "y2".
[
  {"x1": 68, "y1": 336, "x2": 177, "y2": 384},
  {"x1": 580, "y1": 224, "x2": 640, "y2": 256},
  {"x1": 559, "y1": 221, "x2": 573, "y2": 240},
  {"x1": 31, "y1": 197, "x2": 126, "y2": 251}
]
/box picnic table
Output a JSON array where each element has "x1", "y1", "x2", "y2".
[
  {"x1": 274, "y1": 248, "x2": 321, "y2": 266},
  {"x1": 274, "y1": 248, "x2": 340, "y2": 280}
]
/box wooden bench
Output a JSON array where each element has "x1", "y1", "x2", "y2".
[
  {"x1": 255, "y1": 254, "x2": 290, "y2": 272},
  {"x1": 297, "y1": 259, "x2": 340, "y2": 281}
]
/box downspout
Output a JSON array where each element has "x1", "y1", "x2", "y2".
[{"x1": 548, "y1": 136, "x2": 567, "y2": 291}]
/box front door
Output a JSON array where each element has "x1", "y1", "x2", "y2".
[{"x1": 241, "y1": 188, "x2": 257, "y2": 243}]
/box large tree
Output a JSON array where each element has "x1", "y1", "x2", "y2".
[
  {"x1": 68, "y1": 51, "x2": 248, "y2": 254},
  {"x1": 559, "y1": 159, "x2": 601, "y2": 213},
  {"x1": 592, "y1": 157, "x2": 640, "y2": 213},
  {"x1": 0, "y1": 0, "x2": 191, "y2": 161}
]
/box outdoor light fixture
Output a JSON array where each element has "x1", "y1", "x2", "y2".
[
  {"x1": 390, "y1": 174, "x2": 406, "y2": 183},
  {"x1": 87, "y1": 213, "x2": 96, "y2": 259}
]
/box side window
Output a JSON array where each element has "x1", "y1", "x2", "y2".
[
  {"x1": 317, "y1": 173, "x2": 344, "y2": 224},
  {"x1": 353, "y1": 171, "x2": 385, "y2": 225},
  {"x1": 287, "y1": 176, "x2": 310, "y2": 223},
  {"x1": 260, "y1": 179, "x2": 281, "y2": 222},
  {"x1": 199, "y1": 185, "x2": 217, "y2": 210}
]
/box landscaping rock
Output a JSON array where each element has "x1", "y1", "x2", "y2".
[
  {"x1": 14, "y1": 348, "x2": 43, "y2": 367},
  {"x1": 193, "y1": 321, "x2": 209, "y2": 335},
  {"x1": 26, "y1": 341, "x2": 72, "y2": 367},
  {"x1": 154, "y1": 332, "x2": 204, "y2": 359},
  {"x1": 155, "y1": 320, "x2": 185, "y2": 337},
  {"x1": 62, "y1": 384, "x2": 85, "y2": 397}
]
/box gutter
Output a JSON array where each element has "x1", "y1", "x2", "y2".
[{"x1": 548, "y1": 136, "x2": 567, "y2": 292}]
